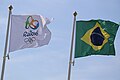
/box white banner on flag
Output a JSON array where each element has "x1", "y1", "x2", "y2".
[{"x1": 9, "y1": 15, "x2": 52, "y2": 52}]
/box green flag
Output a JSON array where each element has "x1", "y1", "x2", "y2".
[{"x1": 75, "y1": 19, "x2": 119, "y2": 58}]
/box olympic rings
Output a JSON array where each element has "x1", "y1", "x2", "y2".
[{"x1": 24, "y1": 37, "x2": 36, "y2": 44}]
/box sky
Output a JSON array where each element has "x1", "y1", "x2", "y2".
[{"x1": 0, "y1": 0, "x2": 120, "y2": 80}]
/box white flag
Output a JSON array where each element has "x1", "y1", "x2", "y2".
[{"x1": 9, "y1": 15, "x2": 52, "y2": 52}]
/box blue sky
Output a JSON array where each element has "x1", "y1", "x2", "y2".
[{"x1": 0, "y1": 0, "x2": 120, "y2": 80}]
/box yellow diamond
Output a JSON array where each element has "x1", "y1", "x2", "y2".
[{"x1": 81, "y1": 22, "x2": 110, "y2": 51}]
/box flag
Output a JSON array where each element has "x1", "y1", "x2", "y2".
[
  {"x1": 75, "y1": 19, "x2": 119, "y2": 58},
  {"x1": 9, "y1": 15, "x2": 52, "y2": 52}
]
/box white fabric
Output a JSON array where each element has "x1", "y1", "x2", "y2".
[{"x1": 9, "y1": 15, "x2": 51, "y2": 52}]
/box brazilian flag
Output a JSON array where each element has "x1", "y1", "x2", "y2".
[{"x1": 75, "y1": 19, "x2": 119, "y2": 58}]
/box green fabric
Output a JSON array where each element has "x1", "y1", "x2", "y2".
[{"x1": 74, "y1": 19, "x2": 119, "y2": 58}]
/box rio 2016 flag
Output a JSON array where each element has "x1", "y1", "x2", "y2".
[
  {"x1": 9, "y1": 15, "x2": 52, "y2": 52},
  {"x1": 75, "y1": 19, "x2": 119, "y2": 58}
]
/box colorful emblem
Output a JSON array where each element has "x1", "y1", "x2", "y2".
[{"x1": 25, "y1": 16, "x2": 39, "y2": 30}]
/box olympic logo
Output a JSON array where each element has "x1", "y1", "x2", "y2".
[
  {"x1": 25, "y1": 16, "x2": 39, "y2": 30},
  {"x1": 24, "y1": 37, "x2": 36, "y2": 44}
]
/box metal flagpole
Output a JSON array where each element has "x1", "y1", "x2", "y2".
[
  {"x1": 0, "y1": 5, "x2": 13, "y2": 80},
  {"x1": 67, "y1": 11, "x2": 77, "y2": 80}
]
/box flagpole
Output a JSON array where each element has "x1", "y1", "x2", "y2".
[
  {"x1": 0, "y1": 5, "x2": 13, "y2": 80},
  {"x1": 67, "y1": 11, "x2": 77, "y2": 80}
]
